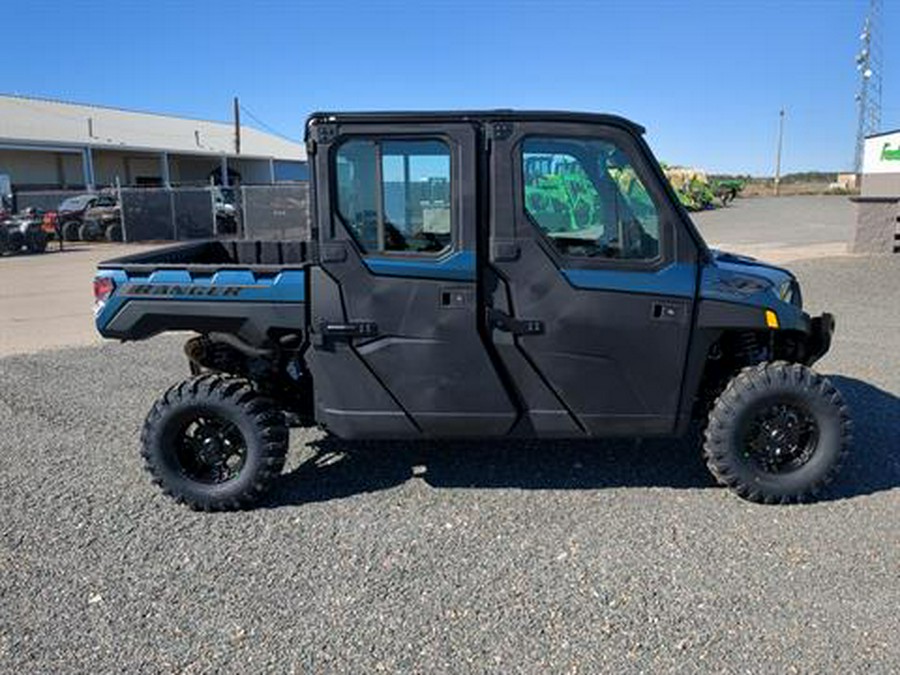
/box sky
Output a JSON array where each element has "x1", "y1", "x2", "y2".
[{"x1": 4, "y1": 0, "x2": 898, "y2": 176}]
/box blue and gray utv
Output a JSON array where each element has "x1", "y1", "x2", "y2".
[{"x1": 94, "y1": 111, "x2": 849, "y2": 510}]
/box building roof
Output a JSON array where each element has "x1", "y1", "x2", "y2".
[
  {"x1": 0, "y1": 94, "x2": 306, "y2": 161},
  {"x1": 865, "y1": 128, "x2": 900, "y2": 140}
]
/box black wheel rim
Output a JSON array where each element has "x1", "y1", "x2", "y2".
[
  {"x1": 742, "y1": 399, "x2": 819, "y2": 474},
  {"x1": 174, "y1": 412, "x2": 247, "y2": 484}
]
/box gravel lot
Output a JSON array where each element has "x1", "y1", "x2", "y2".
[
  {"x1": 0, "y1": 243, "x2": 161, "y2": 357},
  {"x1": 692, "y1": 195, "x2": 855, "y2": 262},
  {"x1": 2, "y1": 226, "x2": 899, "y2": 670},
  {"x1": 691, "y1": 195, "x2": 855, "y2": 247}
]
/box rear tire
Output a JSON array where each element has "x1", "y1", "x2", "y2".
[
  {"x1": 62, "y1": 220, "x2": 81, "y2": 241},
  {"x1": 79, "y1": 220, "x2": 100, "y2": 242},
  {"x1": 703, "y1": 361, "x2": 851, "y2": 504},
  {"x1": 105, "y1": 222, "x2": 123, "y2": 242},
  {"x1": 141, "y1": 374, "x2": 288, "y2": 511}
]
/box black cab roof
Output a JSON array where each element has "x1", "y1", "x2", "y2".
[{"x1": 305, "y1": 110, "x2": 645, "y2": 139}]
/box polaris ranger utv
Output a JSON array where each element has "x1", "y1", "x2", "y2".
[{"x1": 93, "y1": 111, "x2": 849, "y2": 510}]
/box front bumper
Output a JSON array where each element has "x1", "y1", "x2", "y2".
[{"x1": 804, "y1": 312, "x2": 835, "y2": 365}]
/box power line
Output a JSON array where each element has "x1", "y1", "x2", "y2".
[{"x1": 238, "y1": 103, "x2": 302, "y2": 144}]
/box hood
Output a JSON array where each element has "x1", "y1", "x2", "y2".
[{"x1": 700, "y1": 249, "x2": 800, "y2": 308}]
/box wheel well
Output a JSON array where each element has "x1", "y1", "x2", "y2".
[
  {"x1": 692, "y1": 328, "x2": 810, "y2": 418},
  {"x1": 183, "y1": 334, "x2": 314, "y2": 423}
]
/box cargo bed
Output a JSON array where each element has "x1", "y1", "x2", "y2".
[
  {"x1": 98, "y1": 239, "x2": 311, "y2": 273},
  {"x1": 94, "y1": 240, "x2": 309, "y2": 345}
]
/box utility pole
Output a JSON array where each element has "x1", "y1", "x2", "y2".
[
  {"x1": 774, "y1": 109, "x2": 785, "y2": 196},
  {"x1": 854, "y1": 0, "x2": 883, "y2": 175},
  {"x1": 234, "y1": 96, "x2": 241, "y2": 155}
]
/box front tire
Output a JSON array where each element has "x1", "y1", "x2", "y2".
[
  {"x1": 25, "y1": 228, "x2": 48, "y2": 254},
  {"x1": 141, "y1": 374, "x2": 288, "y2": 510},
  {"x1": 5, "y1": 231, "x2": 24, "y2": 253},
  {"x1": 703, "y1": 361, "x2": 851, "y2": 504}
]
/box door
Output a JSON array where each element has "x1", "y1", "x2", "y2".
[
  {"x1": 487, "y1": 121, "x2": 699, "y2": 436},
  {"x1": 306, "y1": 120, "x2": 517, "y2": 439}
]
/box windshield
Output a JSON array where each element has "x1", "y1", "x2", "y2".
[{"x1": 59, "y1": 195, "x2": 93, "y2": 211}]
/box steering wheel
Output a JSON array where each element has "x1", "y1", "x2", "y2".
[
  {"x1": 384, "y1": 221, "x2": 408, "y2": 250},
  {"x1": 620, "y1": 217, "x2": 656, "y2": 258},
  {"x1": 410, "y1": 231, "x2": 445, "y2": 252}
]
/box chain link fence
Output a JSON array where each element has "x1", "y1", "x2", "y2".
[
  {"x1": 240, "y1": 184, "x2": 310, "y2": 240},
  {"x1": 13, "y1": 184, "x2": 311, "y2": 243},
  {"x1": 120, "y1": 188, "x2": 176, "y2": 241}
]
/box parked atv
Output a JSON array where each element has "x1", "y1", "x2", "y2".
[
  {"x1": 1, "y1": 209, "x2": 48, "y2": 255},
  {"x1": 58, "y1": 192, "x2": 120, "y2": 241},
  {"x1": 214, "y1": 187, "x2": 239, "y2": 235}
]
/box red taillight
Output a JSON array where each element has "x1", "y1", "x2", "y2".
[
  {"x1": 93, "y1": 276, "x2": 115, "y2": 301},
  {"x1": 93, "y1": 276, "x2": 115, "y2": 314}
]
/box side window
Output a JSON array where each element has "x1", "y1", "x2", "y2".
[
  {"x1": 335, "y1": 138, "x2": 451, "y2": 254},
  {"x1": 522, "y1": 137, "x2": 660, "y2": 261}
]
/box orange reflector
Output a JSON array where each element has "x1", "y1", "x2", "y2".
[{"x1": 765, "y1": 309, "x2": 780, "y2": 329}]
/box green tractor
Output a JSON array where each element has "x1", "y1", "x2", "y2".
[{"x1": 712, "y1": 178, "x2": 745, "y2": 205}]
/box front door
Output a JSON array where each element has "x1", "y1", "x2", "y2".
[
  {"x1": 307, "y1": 120, "x2": 516, "y2": 438},
  {"x1": 487, "y1": 121, "x2": 699, "y2": 436}
]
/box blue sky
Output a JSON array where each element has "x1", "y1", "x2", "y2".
[{"x1": 5, "y1": 0, "x2": 897, "y2": 175}]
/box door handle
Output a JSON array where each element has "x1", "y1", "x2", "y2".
[
  {"x1": 487, "y1": 308, "x2": 544, "y2": 335},
  {"x1": 319, "y1": 321, "x2": 378, "y2": 337},
  {"x1": 313, "y1": 320, "x2": 378, "y2": 347},
  {"x1": 440, "y1": 287, "x2": 472, "y2": 308},
  {"x1": 651, "y1": 302, "x2": 681, "y2": 321}
]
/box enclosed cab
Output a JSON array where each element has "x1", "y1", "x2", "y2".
[{"x1": 95, "y1": 111, "x2": 849, "y2": 511}]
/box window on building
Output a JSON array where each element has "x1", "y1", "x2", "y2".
[
  {"x1": 335, "y1": 138, "x2": 451, "y2": 254},
  {"x1": 522, "y1": 136, "x2": 660, "y2": 261}
]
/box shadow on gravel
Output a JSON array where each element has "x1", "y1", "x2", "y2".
[
  {"x1": 263, "y1": 375, "x2": 899, "y2": 507},
  {"x1": 265, "y1": 433, "x2": 717, "y2": 508},
  {"x1": 820, "y1": 375, "x2": 900, "y2": 501}
]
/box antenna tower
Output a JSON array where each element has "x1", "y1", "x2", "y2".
[{"x1": 854, "y1": 0, "x2": 883, "y2": 173}]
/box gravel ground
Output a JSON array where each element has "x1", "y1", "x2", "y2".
[{"x1": 1, "y1": 256, "x2": 899, "y2": 673}]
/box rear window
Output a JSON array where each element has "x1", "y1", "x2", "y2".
[{"x1": 335, "y1": 138, "x2": 452, "y2": 255}]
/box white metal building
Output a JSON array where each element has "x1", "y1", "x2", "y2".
[
  {"x1": 861, "y1": 128, "x2": 900, "y2": 197},
  {"x1": 0, "y1": 94, "x2": 307, "y2": 190},
  {"x1": 852, "y1": 128, "x2": 900, "y2": 254}
]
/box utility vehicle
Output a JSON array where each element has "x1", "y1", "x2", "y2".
[
  {"x1": 93, "y1": 111, "x2": 849, "y2": 510},
  {"x1": 214, "y1": 186, "x2": 239, "y2": 235},
  {"x1": 58, "y1": 192, "x2": 120, "y2": 241},
  {"x1": 1, "y1": 208, "x2": 48, "y2": 255}
]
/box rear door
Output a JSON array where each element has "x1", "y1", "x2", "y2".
[
  {"x1": 486, "y1": 120, "x2": 699, "y2": 436},
  {"x1": 306, "y1": 119, "x2": 517, "y2": 439}
]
